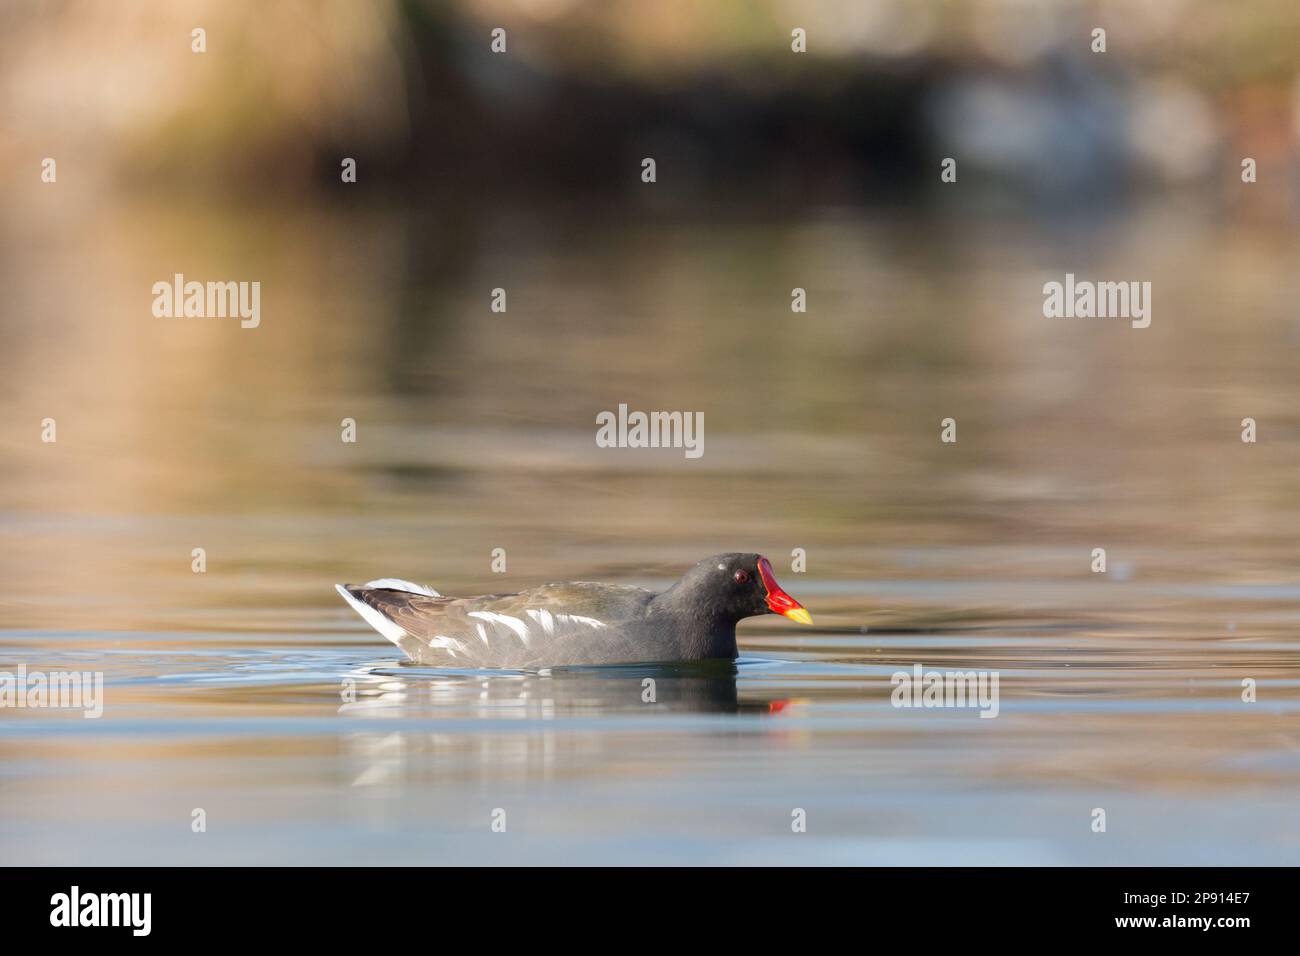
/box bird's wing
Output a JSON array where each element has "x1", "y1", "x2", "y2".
[{"x1": 341, "y1": 582, "x2": 654, "y2": 668}]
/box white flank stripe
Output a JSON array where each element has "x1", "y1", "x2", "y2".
[
  {"x1": 429, "y1": 635, "x2": 468, "y2": 658},
  {"x1": 526, "y1": 609, "x2": 556, "y2": 636},
  {"x1": 559, "y1": 613, "x2": 606, "y2": 630},
  {"x1": 475, "y1": 622, "x2": 490, "y2": 646},
  {"x1": 468, "y1": 611, "x2": 531, "y2": 647}
]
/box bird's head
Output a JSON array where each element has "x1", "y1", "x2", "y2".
[{"x1": 676, "y1": 553, "x2": 814, "y2": 626}]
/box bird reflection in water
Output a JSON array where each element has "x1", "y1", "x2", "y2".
[
  {"x1": 336, "y1": 661, "x2": 793, "y2": 788},
  {"x1": 338, "y1": 659, "x2": 790, "y2": 718}
]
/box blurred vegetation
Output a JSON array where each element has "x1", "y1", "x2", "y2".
[{"x1": 2, "y1": 0, "x2": 1299, "y2": 205}]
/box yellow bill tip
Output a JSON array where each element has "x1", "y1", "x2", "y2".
[{"x1": 782, "y1": 607, "x2": 814, "y2": 626}]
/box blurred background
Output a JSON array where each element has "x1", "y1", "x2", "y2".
[{"x1": 2, "y1": 0, "x2": 1300, "y2": 865}]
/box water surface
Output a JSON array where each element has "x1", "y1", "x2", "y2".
[{"x1": 2, "y1": 199, "x2": 1299, "y2": 864}]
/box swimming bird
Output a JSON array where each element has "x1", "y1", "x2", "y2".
[{"x1": 335, "y1": 553, "x2": 813, "y2": 668}]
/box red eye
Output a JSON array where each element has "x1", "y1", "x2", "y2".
[{"x1": 734, "y1": 570, "x2": 750, "y2": 584}]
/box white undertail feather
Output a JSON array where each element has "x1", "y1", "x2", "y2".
[
  {"x1": 334, "y1": 584, "x2": 408, "y2": 645},
  {"x1": 363, "y1": 578, "x2": 440, "y2": 597}
]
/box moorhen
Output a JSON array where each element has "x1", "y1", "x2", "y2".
[{"x1": 335, "y1": 552, "x2": 813, "y2": 668}]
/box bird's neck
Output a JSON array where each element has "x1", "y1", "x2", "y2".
[{"x1": 648, "y1": 587, "x2": 738, "y2": 659}]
